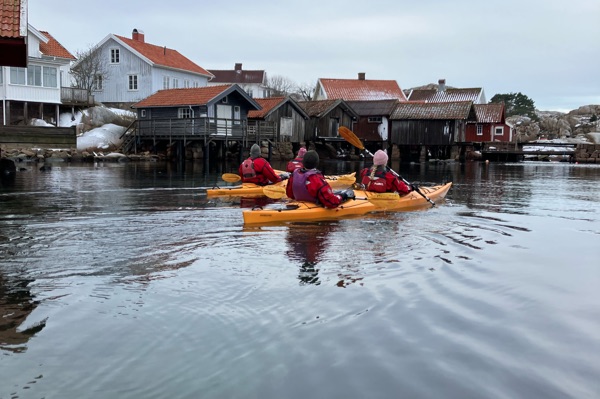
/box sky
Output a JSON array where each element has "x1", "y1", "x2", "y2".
[{"x1": 28, "y1": 0, "x2": 600, "y2": 112}]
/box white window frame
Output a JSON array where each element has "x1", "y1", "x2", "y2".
[
  {"x1": 110, "y1": 48, "x2": 120, "y2": 64},
  {"x1": 173, "y1": 78, "x2": 179, "y2": 89},
  {"x1": 27, "y1": 65, "x2": 42, "y2": 86},
  {"x1": 494, "y1": 126, "x2": 504, "y2": 136},
  {"x1": 476, "y1": 124, "x2": 483, "y2": 136},
  {"x1": 178, "y1": 108, "x2": 194, "y2": 119},
  {"x1": 93, "y1": 74, "x2": 103, "y2": 91},
  {"x1": 43, "y1": 66, "x2": 57, "y2": 88},
  {"x1": 10, "y1": 67, "x2": 26, "y2": 85},
  {"x1": 128, "y1": 74, "x2": 138, "y2": 91},
  {"x1": 184, "y1": 79, "x2": 190, "y2": 88},
  {"x1": 140, "y1": 109, "x2": 146, "y2": 118},
  {"x1": 163, "y1": 76, "x2": 170, "y2": 89},
  {"x1": 368, "y1": 116, "x2": 382, "y2": 123},
  {"x1": 247, "y1": 89, "x2": 253, "y2": 98},
  {"x1": 233, "y1": 106, "x2": 241, "y2": 125}
]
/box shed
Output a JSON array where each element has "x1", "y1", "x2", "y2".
[{"x1": 248, "y1": 97, "x2": 308, "y2": 144}]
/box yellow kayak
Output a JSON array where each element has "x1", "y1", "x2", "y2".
[
  {"x1": 242, "y1": 182, "x2": 452, "y2": 224},
  {"x1": 207, "y1": 172, "x2": 356, "y2": 197}
]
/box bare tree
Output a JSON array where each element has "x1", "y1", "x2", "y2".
[
  {"x1": 267, "y1": 75, "x2": 296, "y2": 97},
  {"x1": 295, "y1": 81, "x2": 317, "y2": 101},
  {"x1": 70, "y1": 44, "x2": 108, "y2": 95}
]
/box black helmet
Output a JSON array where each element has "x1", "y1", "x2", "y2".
[{"x1": 303, "y1": 150, "x2": 319, "y2": 169}]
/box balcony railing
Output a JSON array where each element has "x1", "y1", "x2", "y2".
[{"x1": 61, "y1": 87, "x2": 94, "y2": 105}]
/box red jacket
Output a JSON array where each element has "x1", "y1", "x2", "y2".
[
  {"x1": 286, "y1": 157, "x2": 304, "y2": 173},
  {"x1": 239, "y1": 157, "x2": 282, "y2": 186},
  {"x1": 360, "y1": 167, "x2": 411, "y2": 195},
  {"x1": 286, "y1": 169, "x2": 344, "y2": 209}
]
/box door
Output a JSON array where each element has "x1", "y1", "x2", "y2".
[{"x1": 216, "y1": 104, "x2": 232, "y2": 135}]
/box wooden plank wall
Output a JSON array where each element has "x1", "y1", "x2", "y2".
[{"x1": 0, "y1": 126, "x2": 77, "y2": 149}]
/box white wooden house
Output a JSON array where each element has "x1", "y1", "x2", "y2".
[
  {"x1": 85, "y1": 29, "x2": 213, "y2": 106},
  {"x1": 0, "y1": 24, "x2": 76, "y2": 126}
]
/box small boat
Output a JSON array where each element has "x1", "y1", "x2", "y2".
[
  {"x1": 242, "y1": 182, "x2": 452, "y2": 224},
  {"x1": 207, "y1": 172, "x2": 356, "y2": 197}
]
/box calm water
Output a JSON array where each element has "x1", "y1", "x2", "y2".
[{"x1": 1, "y1": 159, "x2": 599, "y2": 399}]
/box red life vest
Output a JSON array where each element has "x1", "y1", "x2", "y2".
[
  {"x1": 361, "y1": 167, "x2": 387, "y2": 193},
  {"x1": 292, "y1": 169, "x2": 319, "y2": 202},
  {"x1": 286, "y1": 158, "x2": 304, "y2": 173},
  {"x1": 241, "y1": 157, "x2": 257, "y2": 179}
]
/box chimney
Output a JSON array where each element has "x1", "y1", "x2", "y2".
[
  {"x1": 438, "y1": 79, "x2": 446, "y2": 92},
  {"x1": 235, "y1": 63, "x2": 242, "y2": 72},
  {"x1": 358, "y1": 72, "x2": 366, "y2": 80},
  {"x1": 132, "y1": 28, "x2": 145, "y2": 43}
]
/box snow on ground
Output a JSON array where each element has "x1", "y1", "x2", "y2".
[{"x1": 76, "y1": 123, "x2": 126, "y2": 151}]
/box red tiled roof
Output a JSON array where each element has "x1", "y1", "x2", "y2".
[
  {"x1": 390, "y1": 101, "x2": 473, "y2": 120},
  {"x1": 0, "y1": 0, "x2": 24, "y2": 38},
  {"x1": 473, "y1": 103, "x2": 505, "y2": 123},
  {"x1": 408, "y1": 88, "x2": 482, "y2": 103},
  {"x1": 114, "y1": 34, "x2": 211, "y2": 77},
  {"x1": 39, "y1": 31, "x2": 76, "y2": 60},
  {"x1": 209, "y1": 69, "x2": 265, "y2": 84},
  {"x1": 320, "y1": 78, "x2": 408, "y2": 101},
  {"x1": 133, "y1": 85, "x2": 233, "y2": 107},
  {"x1": 248, "y1": 97, "x2": 285, "y2": 118}
]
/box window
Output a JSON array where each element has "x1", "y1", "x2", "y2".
[
  {"x1": 140, "y1": 110, "x2": 146, "y2": 118},
  {"x1": 221, "y1": 96, "x2": 228, "y2": 104},
  {"x1": 368, "y1": 117, "x2": 382, "y2": 123},
  {"x1": 476, "y1": 125, "x2": 483, "y2": 136},
  {"x1": 495, "y1": 126, "x2": 504, "y2": 136},
  {"x1": 110, "y1": 48, "x2": 120, "y2": 63},
  {"x1": 163, "y1": 76, "x2": 170, "y2": 89},
  {"x1": 10, "y1": 67, "x2": 26, "y2": 84},
  {"x1": 93, "y1": 74, "x2": 103, "y2": 91},
  {"x1": 128, "y1": 75, "x2": 138, "y2": 90},
  {"x1": 234, "y1": 106, "x2": 241, "y2": 125},
  {"x1": 184, "y1": 79, "x2": 190, "y2": 88},
  {"x1": 27, "y1": 65, "x2": 42, "y2": 86},
  {"x1": 178, "y1": 108, "x2": 193, "y2": 118},
  {"x1": 193, "y1": 81, "x2": 199, "y2": 88},
  {"x1": 247, "y1": 89, "x2": 253, "y2": 98},
  {"x1": 173, "y1": 78, "x2": 179, "y2": 89},
  {"x1": 43, "y1": 67, "x2": 57, "y2": 87}
]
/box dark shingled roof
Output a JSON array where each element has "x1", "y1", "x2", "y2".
[{"x1": 390, "y1": 101, "x2": 473, "y2": 120}]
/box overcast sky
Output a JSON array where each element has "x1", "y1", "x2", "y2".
[{"x1": 29, "y1": 0, "x2": 599, "y2": 112}]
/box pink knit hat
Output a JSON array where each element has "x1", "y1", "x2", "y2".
[
  {"x1": 373, "y1": 150, "x2": 388, "y2": 166},
  {"x1": 297, "y1": 147, "x2": 307, "y2": 158}
]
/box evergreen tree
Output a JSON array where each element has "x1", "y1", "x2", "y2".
[{"x1": 490, "y1": 92, "x2": 537, "y2": 120}]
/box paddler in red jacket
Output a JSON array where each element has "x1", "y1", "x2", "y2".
[
  {"x1": 286, "y1": 147, "x2": 307, "y2": 173},
  {"x1": 239, "y1": 143, "x2": 283, "y2": 186},
  {"x1": 359, "y1": 149, "x2": 412, "y2": 195},
  {"x1": 286, "y1": 150, "x2": 354, "y2": 208}
]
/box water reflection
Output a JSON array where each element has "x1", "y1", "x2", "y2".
[
  {"x1": 0, "y1": 272, "x2": 46, "y2": 353},
  {"x1": 285, "y1": 222, "x2": 339, "y2": 286}
]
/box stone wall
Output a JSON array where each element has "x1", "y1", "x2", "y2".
[{"x1": 574, "y1": 143, "x2": 600, "y2": 163}]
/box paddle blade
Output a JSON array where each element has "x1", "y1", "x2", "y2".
[
  {"x1": 338, "y1": 126, "x2": 365, "y2": 151},
  {"x1": 263, "y1": 185, "x2": 287, "y2": 199},
  {"x1": 222, "y1": 173, "x2": 241, "y2": 183},
  {"x1": 365, "y1": 192, "x2": 401, "y2": 209}
]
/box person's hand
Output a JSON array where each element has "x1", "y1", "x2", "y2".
[
  {"x1": 279, "y1": 173, "x2": 289, "y2": 180},
  {"x1": 410, "y1": 183, "x2": 419, "y2": 192},
  {"x1": 345, "y1": 189, "x2": 355, "y2": 200}
]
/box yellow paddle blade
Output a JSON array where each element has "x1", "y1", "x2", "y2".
[
  {"x1": 365, "y1": 192, "x2": 401, "y2": 209},
  {"x1": 338, "y1": 126, "x2": 365, "y2": 151},
  {"x1": 222, "y1": 173, "x2": 241, "y2": 183},
  {"x1": 263, "y1": 185, "x2": 287, "y2": 199}
]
